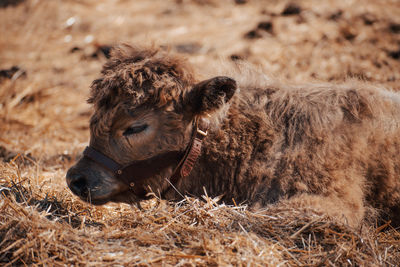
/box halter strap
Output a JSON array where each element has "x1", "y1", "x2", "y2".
[
  {"x1": 83, "y1": 146, "x2": 121, "y2": 173},
  {"x1": 169, "y1": 116, "x2": 209, "y2": 184},
  {"x1": 83, "y1": 116, "x2": 210, "y2": 198}
]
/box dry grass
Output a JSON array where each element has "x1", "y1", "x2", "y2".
[{"x1": 1, "y1": 0, "x2": 400, "y2": 265}]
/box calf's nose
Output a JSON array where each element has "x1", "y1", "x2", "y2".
[{"x1": 66, "y1": 169, "x2": 89, "y2": 198}]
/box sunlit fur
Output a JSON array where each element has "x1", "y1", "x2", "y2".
[{"x1": 71, "y1": 45, "x2": 400, "y2": 227}]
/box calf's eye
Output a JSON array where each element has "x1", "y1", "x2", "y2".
[{"x1": 123, "y1": 124, "x2": 148, "y2": 136}]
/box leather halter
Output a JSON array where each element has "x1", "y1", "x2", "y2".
[{"x1": 83, "y1": 116, "x2": 209, "y2": 198}]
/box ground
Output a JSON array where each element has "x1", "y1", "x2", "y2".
[{"x1": 1, "y1": 0, "x2": 400, "y2": 265}]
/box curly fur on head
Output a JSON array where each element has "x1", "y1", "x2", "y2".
[{"x1": 88, "y1": 44, "x2": 196, "y2": 111}]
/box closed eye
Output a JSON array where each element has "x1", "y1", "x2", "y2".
[{"x1": 123, "y1": 124, "x2": 148, "y2": 136}]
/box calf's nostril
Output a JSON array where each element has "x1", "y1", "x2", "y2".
[{"x1": 67, "y1": 172, "x2": 89, "y2": 198}]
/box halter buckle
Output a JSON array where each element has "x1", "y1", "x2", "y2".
[{"x1": 196, "y1": 128, "x2": 208, "y2": 136}]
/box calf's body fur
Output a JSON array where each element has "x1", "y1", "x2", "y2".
[{"x1": 66, "y1": 45, "x2": 400, "y2": 227}]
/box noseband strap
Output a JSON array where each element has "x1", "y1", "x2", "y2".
[
  {"x1": 83, "y1": 147, "x2": 182, "y2": 183},
  {"x1": 83, "y1": 116, "x2": 209, "y2": 198},
  {"x1": 83, "y1": 146, "x2": 120, "y2": 173}
]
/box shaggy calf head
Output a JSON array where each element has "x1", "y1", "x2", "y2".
[{"x1": 66, "y1": 45, "x2": 236, "y2": 204}]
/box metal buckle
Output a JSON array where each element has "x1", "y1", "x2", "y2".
[
  {"x1": 197, "y1": 128, "x2": 208, "y2": 136},
  {"x1": 196, "y1": 114, "x2": 210, "y2": 137}
]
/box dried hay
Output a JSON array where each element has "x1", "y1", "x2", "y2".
[
  {"x1": 1, "y1": 163, "x2": 400, "y2": 266},
  {"x1": 1, "y1": 0, "x2": 400, "y2": 265}
]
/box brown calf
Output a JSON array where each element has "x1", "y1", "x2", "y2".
[{"x1": 66, "y1": 45, "x2": 400, "y2": 227}]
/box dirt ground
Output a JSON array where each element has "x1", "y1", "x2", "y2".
[{"x1": 1, "y1": 0, "x2": 400, "y2": 266}]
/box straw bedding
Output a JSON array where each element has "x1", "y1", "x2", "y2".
[{"x1": 1, "y1": 0, "x2": 400, "y2": 265}]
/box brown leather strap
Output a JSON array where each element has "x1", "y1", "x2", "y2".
[
  {"x1": 170, "y1": 116, "x2": 209, "y2": 183},
  {"x1": 117, "y1": 150, "x2": 183, "y2": 198},
  {"x1": 116, "y1": 151, "x2": 182, "y2": 185},
  {"x1": 83, "y1": 146, "x2": 121, "y2": 173},
  {"x1": 84, "y1": 146, "x2": 182, "y2": 197}
]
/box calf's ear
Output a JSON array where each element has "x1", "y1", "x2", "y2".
[{"x1": 183, "y1": 76, "x2": 237, "y2": 115}]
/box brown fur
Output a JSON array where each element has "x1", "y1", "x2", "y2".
[{"x1": 67, "y1": 45, "x2": 400, "y2": 227}]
